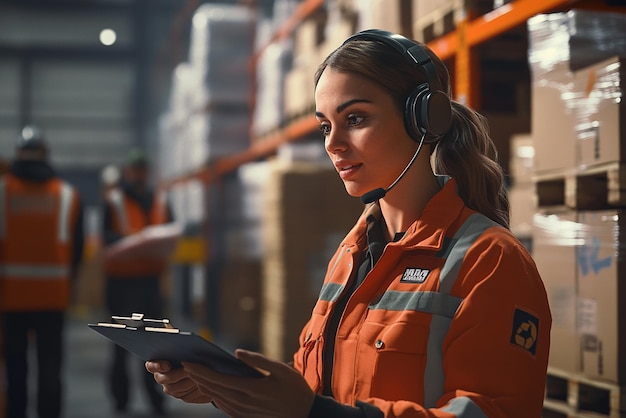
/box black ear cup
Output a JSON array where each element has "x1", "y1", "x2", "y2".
[
  {"x1": 342, "y1": 29, "x2": 453, "y2": 141},
  {"x1": 404, "y1": 84, "x2": 452, "y2": 142},
  {"x1": 404, "y1": 84, "x2": 429, "y2": 141},
  {"x1": 425, "y1": 91, "x2": 452, "y2": 137}
]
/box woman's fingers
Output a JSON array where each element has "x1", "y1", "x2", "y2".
[
  {"x1": 153, "y1": 367, "x2": 189, "y2": 386},
  {"x1": 145, "y1": 360, "x2": 171, "y2": 374}
]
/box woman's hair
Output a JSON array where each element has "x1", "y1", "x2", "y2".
[{"x1": 314, "y1": 37, "x2": 510, "y2": 228}]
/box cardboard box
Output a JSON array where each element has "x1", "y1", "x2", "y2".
[
  {"x1": 509, "y1": 184, "x2": 535, "y2": 239},
  {"x1": 260, "y1": 161, "x2": 363, "y2": 361},
  {"x1": 293, "y1": 19, "x2": 325, "y2": 68},
  {"x1": 574, "y1": 56, "x2": 625, "y2": 168},
  {"x1": 531, "y1": 210, "x2": 580, "y2": 374},
  {"x1": 411, "y1": 0, "x2": 492, "y2": 41},
  {"x1": 316, "y1": 18, "x2": 355, "y2": 67},
  {"x1": 577, "y1": 210, "x2": 626, "y2": 384},
  {"x1": 219, "y1": 258, "x2": 263, "y2": 351},
  {"x1": 412, "y1": 0, "x2": 490, "y2": 25},
  {"x1": 509, "y1": 133, "x2": 534, "y2": 186},
  {"x1": 370, "y1": 0, "x2": 411, "y2": 35},
  {"x1": 284, "y1": 66, "x2": 315, "y2": 119},
  {"x1": 531, "y1": 68, "x2": 578, "y2": 174},
  {"x1": 412, "y1": 0, "x2": 456, "y2": 23}
]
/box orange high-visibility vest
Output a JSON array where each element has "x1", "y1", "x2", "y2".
[
  {"x1": 0, "y1": 173, "x2": 80, "y2": 312},
  {"x1": 103, "y1": 187, "x2": 168, "y2": 278}
]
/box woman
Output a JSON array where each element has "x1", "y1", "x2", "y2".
[{"x1": 146, "y1": 29, "x2": 551, "y2": 418}]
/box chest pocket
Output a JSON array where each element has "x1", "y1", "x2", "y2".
[{"x1": 356, "y1": 320, "x2": 429, "y2": 403}]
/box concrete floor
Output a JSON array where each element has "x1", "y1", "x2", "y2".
[{"x1": 28, "y1": 310, "x2": 228, "y2": 418}]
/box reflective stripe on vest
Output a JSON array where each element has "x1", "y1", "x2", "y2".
[
  {"x1": 58, "y1": 182, "x2": 74, "y2": 243},
  {"x1": 369, "y1": 291, "x2": 462, "y2": 319},
  {"x1": 0, "y1": 177, "x2": 6, "y2": 239},
  {"x1": 0, "y1": 178, "x2": 74, "y2": 243},
  {"x1": 0, "y1": 264, "x2": 70, "y2": 279},
  {"x1": 107, "y1": 188, "x2": 128, "y2": 234},
  {"x1": 423, "y1": 213, "x2": 498, "y2": 409},
  {"x1": 319, "y1": 282, "x2": 344, "y2": 303}
]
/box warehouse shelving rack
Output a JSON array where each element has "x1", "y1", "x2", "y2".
[
  {"x1": 164, "y1": 0, "x2": 586, "y2": 264},
  {"x1": 162, "y1": 0, "x2": 625, "y2": 190},
  {"x1": 165, "y1": 0, "x2": 626, "y2": 264}
]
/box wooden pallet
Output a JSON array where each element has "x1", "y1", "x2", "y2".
[
  {"x1": 534, "y1": 162, "x2": 626, "y2": 210},
  {"x1": 542, "y1": 368, "x2": 626, "y2": 418}
]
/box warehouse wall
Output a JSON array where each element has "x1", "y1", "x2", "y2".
[{"x1": 0, "y1": 0, "x2": 196, "y2": 172}]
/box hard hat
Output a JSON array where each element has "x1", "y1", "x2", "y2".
[{"x1": 16, "y1": 125, "x2": 47, "y2": 150}]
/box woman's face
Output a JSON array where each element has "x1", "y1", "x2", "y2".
[{"x1": 315, "y1": 67, "x2": 418, "y2": 198}]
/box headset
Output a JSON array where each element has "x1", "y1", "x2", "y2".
[{"x1": 341, "y1": 29, "x2": 452, "y2": 142}]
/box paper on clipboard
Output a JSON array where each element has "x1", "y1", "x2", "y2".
[{"x1": 88, "y1": 313, "x2": 264, "y2": 378}]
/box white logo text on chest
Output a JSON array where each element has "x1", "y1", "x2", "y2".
[{"x1": 400, "y1": 268, "x2": 431, "y2": 283}]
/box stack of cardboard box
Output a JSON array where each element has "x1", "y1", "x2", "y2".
[
  {"x1": 283, "y1": 5, "x2": 356, "y2": 122},
  {"x1": 528, "y1": 11, "x2": 626, "y2": 414},
  {"x1": 260, "y1": 160, "x2": 362, "y2": 361},
  {"x1": 411, "y1": 0, "x2": 493, "y2": 43}
]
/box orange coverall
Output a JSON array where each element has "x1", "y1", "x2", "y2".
[{"x1": 294, "y1": 177, "x2": 551, "y2": 418}]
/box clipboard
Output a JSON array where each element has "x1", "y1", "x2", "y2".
[{"x1": 88, "y1": 313, "x2": 264, "y2": 378}]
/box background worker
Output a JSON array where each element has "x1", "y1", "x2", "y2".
[
  {"x1": 102, "y1": 148, "x2": 172, "y2": 415},
  {"x1": 0, "y1": 126, "x2": 84, "y2": 418}
]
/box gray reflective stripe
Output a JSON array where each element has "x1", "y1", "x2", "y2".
[
  {"x1": 58, "y1": 183, "x2": 74, "y2": 243},
  {"x1": 439, "y1": 213, "x2": 499, "y2": 294},
  {"x1": 0, "y1": 264, "x2": 69, "y2": 279},
  {"x1": 423, "y1": 313, "x2": 455, "y2": 408},
  {"x1": 423, "y1": 213, "x2": 498, "y2": 408},
  {"x1": 0, "y1": 178, "x2": 5, "y2": 240},
  {"x1": 369, "y1": 291, "x2": 462, "y2": 318},
  {"x1": 107, "y1": 188, "x2": 128, "y2": 234},
  {"x1": 319, "y1": 282, "x2": 344, "y2": 302},
  {"x1": 318, "y1": 246, "x2": 350, "y2": 302},
  {"x1": 441, "y1": 396, "x2": 488, "y2": 418}
]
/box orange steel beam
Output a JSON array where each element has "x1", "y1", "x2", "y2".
[
  {"x1": 466, "y1": 0, "x2": 577, "y2": 47},
  {"x1": 272, "y1": 0, "x2": 325, "y2": 42},
  {"x1": 251, "y1": 0, "x2": 324, "y2": 65},
  {"x1": 427, "y1": 31, "x2": 458, "y2": 61},
  {"x1": 215, "y1": 115, "x2": 319, "y2": 175},
  {"x1": 430, "y1": 0, "x2": 578, "y2": 104},
  {"x1": 427, "y1": 0, "x2": 577, "y2": 60},
  {"x1": 161, "y1": 115, "x2": 319, "y2": 188}
]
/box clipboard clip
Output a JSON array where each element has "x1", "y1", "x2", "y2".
[{"x1": 100, "y1": 313, "x2": 180, "y2": 333}]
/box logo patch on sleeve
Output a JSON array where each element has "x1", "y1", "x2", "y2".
[
  {"x1": 510, "y1": 308, "x2": 539, "y2": 355},
  {"x1": 400, "y1": 268, "x2": 430, "y2": 283}
]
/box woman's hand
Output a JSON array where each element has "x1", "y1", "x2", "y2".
[
  {"x1": 145, "y1": 360, "x2": 213, "y2": 404},
  {"x1": 182, "y1": 349, "x2": 315, "y2": 418}
]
